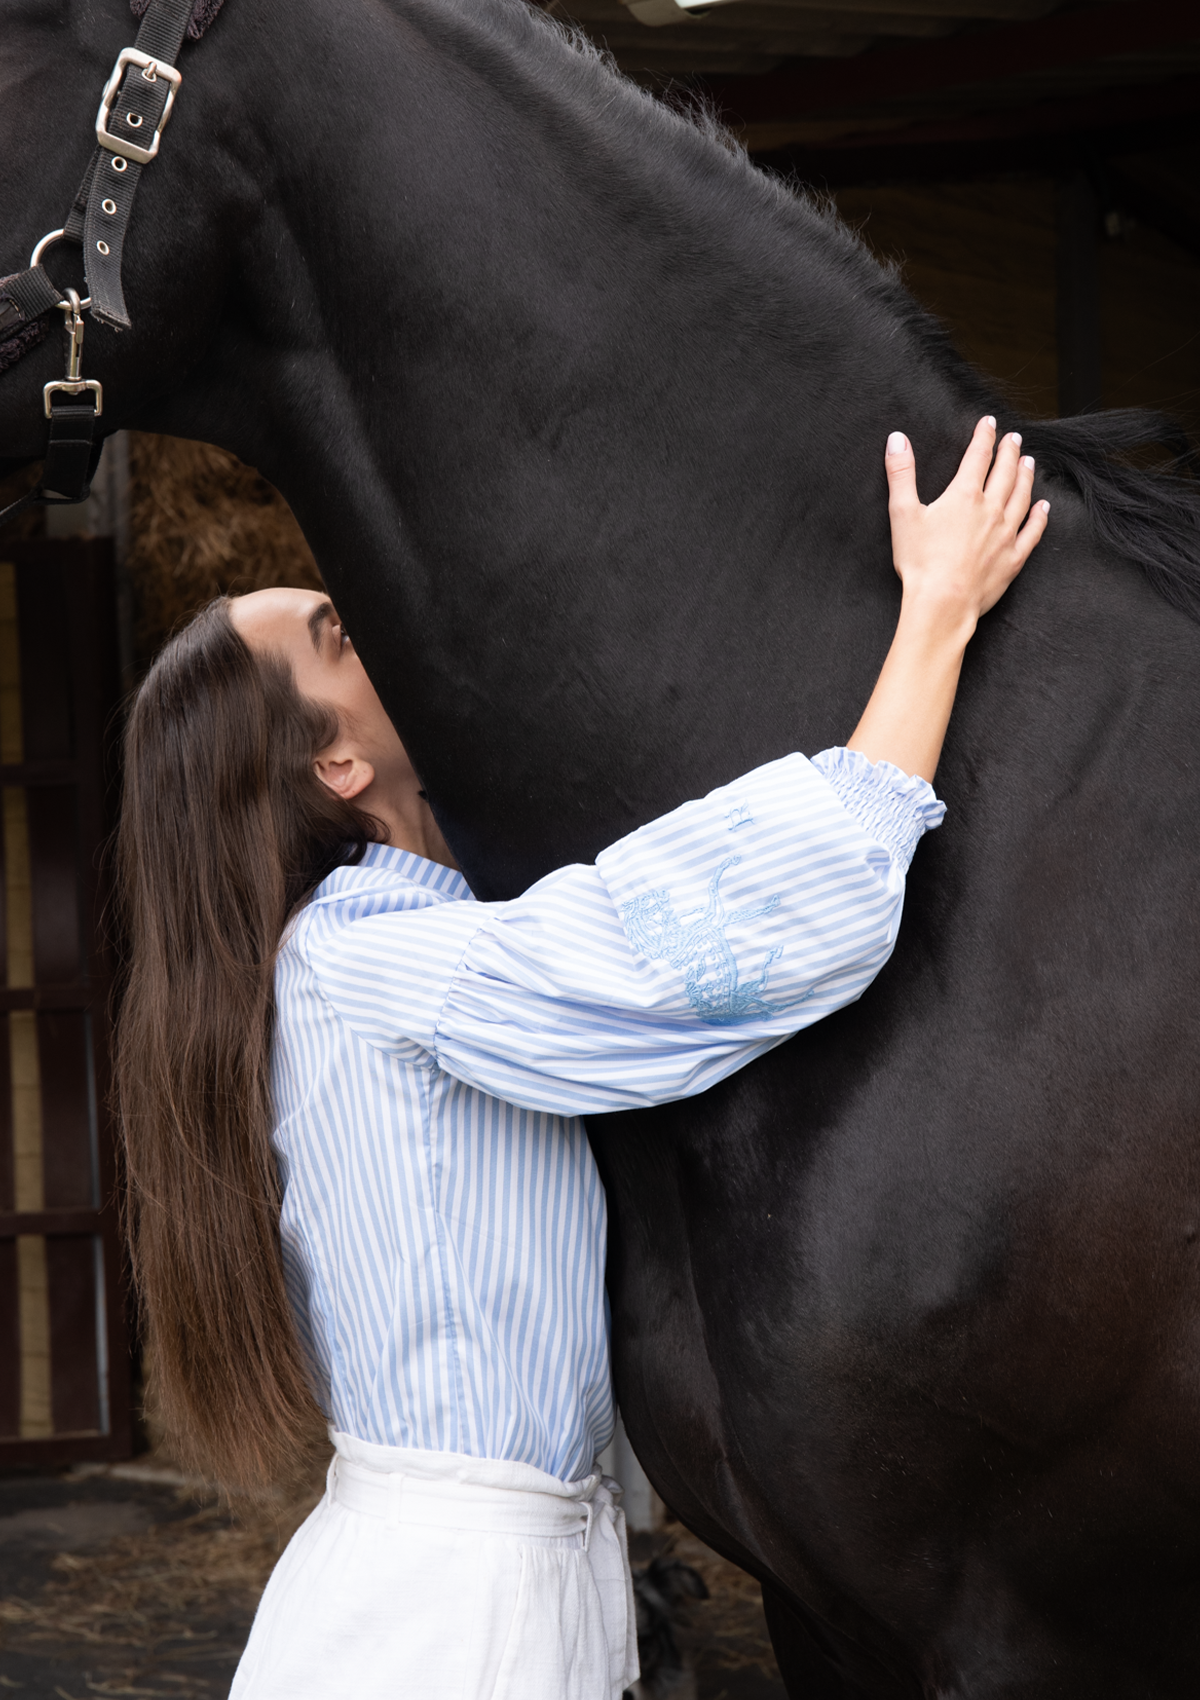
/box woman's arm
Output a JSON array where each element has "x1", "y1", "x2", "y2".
[
  {"x1": 847, "y1": 418, "x2": 1048, "y2": 782},
  {"x1": 306, "y1": 419, "x2": 1047, "y2": 1115},
  {"x1": 305, "y1": 752, "x2": 927, "y2": 1115}
]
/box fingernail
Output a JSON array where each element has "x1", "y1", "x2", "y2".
[
  {"x1": 1021, "y1": 455, "x2": 1035, "y2": 470},
  {"x1": 887, "y1": 432, "x2": 907, "y2": 455},
  {"x1": 984, "y1": 416, "x2": 996, "y2": 428},
  {"x1": 1040, "y1": 500, "x2": 1051, "y2": 512},
  {"x1": 1010, "y1": 433, "x2": 1022, "y2": 447}
]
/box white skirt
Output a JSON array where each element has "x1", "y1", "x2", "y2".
[{"x1": 230, "y1": 1431, "x2": 640, "y2": 1700}]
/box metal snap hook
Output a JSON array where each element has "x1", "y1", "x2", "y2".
[
  {"x1": 43, "y1": 288, "x2": 102, "y2": 417},
  {"x1": 59, "y1": 289, "x2": 85, "y2": 380}
]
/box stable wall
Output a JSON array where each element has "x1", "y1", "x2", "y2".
[{"x1": 832, "y1": 157, "x2": 1200, "y2": 429}]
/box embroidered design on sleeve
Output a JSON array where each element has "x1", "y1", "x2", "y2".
[
  {"x1": 726, "y1": 803, "x2": 754, "y2": 831},
  {"x1": 620, "y1": 855, "x2": 805, "y2": 1025}
]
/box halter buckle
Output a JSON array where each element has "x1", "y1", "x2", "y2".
[{"x1": 95, "y1": 47, "x2": 182, "y2": 165}]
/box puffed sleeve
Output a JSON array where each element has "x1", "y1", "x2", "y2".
[{"x1": 303, "y1": 751, "x2": 944, "y2": 1114}]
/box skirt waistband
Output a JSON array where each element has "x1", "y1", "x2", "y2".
[
  {"x1": 327, "y1": 1431, "x2": 613, "y2": 1545},
  {"x1": 329, "y1": 1454, "x2": 612, "y2": 1541},
  {"x1": 315, "y1": 1431, "x2": 639, "y2": 1696}
]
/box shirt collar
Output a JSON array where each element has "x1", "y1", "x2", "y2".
[{"x1": 312, "y1": 840, "x2": 474, "y2": 904}]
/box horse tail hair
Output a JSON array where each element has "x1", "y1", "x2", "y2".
[{"x1": 1021, "y1": 408, "x2": 1200, "y2": 623}]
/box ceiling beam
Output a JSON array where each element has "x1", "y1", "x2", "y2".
[
  {"x1": 583, "y1": 4, "x2": 960, "y2": 34},
  {"x1": 705, "y1": 0, "x2": 1200, "y2": 122},
  {"x1": 748, "y1": 80, "x2": 1200, "y2": 182},
  {"x1": 760, "y1": 67, "x2": 1200, "y2": 148},
  {"x1": 698, "y1": 0, "x2": 1060, "y2": 16}
]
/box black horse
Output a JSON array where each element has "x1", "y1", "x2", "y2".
[{"x1": 3, "y1": 0, "x2": 1200, "y2": 1691}]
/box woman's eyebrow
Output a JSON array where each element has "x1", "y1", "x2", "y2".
[{"x1": 307, "y1": 601, "x2": 335, "y2": 652}]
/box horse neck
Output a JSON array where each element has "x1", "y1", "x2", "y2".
[{"x1": 169, "y1": 0, "x2": 991, "y2": 892}]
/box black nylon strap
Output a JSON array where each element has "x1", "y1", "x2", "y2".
[
  {"x1": 0, "y1": 266, "x2": 64, "y2": 338},
  {"x1": 0, "y1": 397, "x2": 103, "y2": 530},
  {"x1": 135, "y1": 0, "x2": 200, "y2": 60},
  {"x1": 0, "y1": 0, "x2": 216, "y2": 530},
  {"x1": 63, "y1": 154, "x2": 100, "y2": 245},
  {"x1": 0, "y1": 0, "x2": 204, "y2": 352},
  {"x1": 83, "y1": 0, "x2": 197, "y2": 328},
  {"x1": 0, "y1": 487, "x2": 43, "y2": 528},
  {"x1": 39, "y1": 398, "x2": 103, "y2": 503}
]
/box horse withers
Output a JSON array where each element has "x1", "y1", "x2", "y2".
[{"x1": 2, "y1": 0, "x2": 1200, "y2": 1692}]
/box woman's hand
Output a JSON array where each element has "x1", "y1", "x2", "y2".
[
  {"x1": 845, "y1": 417, "x2": 1050, "y2": 783},
  {"x1": 886, "y1": 415, "x2": 1049, "y2": 639}
]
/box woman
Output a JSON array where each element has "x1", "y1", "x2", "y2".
[{"x1": 115, "y1": 422, "x2": 1047, "y2": 1699}]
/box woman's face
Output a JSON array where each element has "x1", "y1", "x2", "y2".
[
  {"x1": 228, "y1": 586, "x2": 424, "y2": 805},
  {"x1": 229, "y1": 588, "x2": 457, "y2": 866}
]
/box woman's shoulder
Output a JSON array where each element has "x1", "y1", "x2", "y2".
[{"x1": 284, "y1": 844, "x2": 475, "y2": 952}]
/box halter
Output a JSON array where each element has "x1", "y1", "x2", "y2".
[{"x1": 0, "y1": 0, "x2": 222, "y2": 529}]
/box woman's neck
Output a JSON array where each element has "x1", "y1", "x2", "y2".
[{"x1": 370, "y1": 781, "x2": 459, "y2": 870}]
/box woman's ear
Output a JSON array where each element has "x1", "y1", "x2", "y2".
[{"x1": 314, "y1": 753, "x2": 376, "y2": 801}]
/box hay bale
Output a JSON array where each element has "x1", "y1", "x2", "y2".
[{"x1": 127, "y1": 434, "x2": 323, "y2": 666}]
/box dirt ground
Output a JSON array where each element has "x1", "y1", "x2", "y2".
[{"x1": 0, "y1": 1462, "x2": 786, "y2": 1699}]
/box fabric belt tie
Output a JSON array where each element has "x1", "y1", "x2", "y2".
[{"x1": 326, "y1": 1431, "x2": 638, "y2": 1697}]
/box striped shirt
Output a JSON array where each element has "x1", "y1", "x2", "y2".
[{"x1": 272, "y1": 749, "x2": 944, "y2": 1482}]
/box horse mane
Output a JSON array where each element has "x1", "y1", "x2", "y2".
[{"x1": 496, "y1": 0, "x2": 1200, "y2": 625}]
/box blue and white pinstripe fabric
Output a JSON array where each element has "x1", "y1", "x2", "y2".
[{"x1": 271, "y1": 749, "x2": 944, "y2": 1482}]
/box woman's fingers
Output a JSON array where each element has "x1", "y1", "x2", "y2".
[
  {"x1": 1004, "y1": 452, "x2": 1037, "y2": 530},
  {"x1": 884, "y1": 431, "x2": 919, "y2": 513},
  {"x1": 952, "y1": 415, "x2": 998, "y2": 491},
  {"x1": 984, "y1": 430, "x2": 1025, "y2": 508},
  {"x1": 1015, "y1": 497, "x2": 1051, "y2": 563}
]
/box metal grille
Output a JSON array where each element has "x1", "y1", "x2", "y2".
[{"x1": 0, "y1": 538, "x2": 131, "y2": 1463}]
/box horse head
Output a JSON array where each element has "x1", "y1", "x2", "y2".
[{"x1": 0, "y1": 0, "x2": 253, "y2": 479}]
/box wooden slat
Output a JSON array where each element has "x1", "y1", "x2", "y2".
[
  {"x1": 575, "y1": 0, "x2": 961, "y2": 33},
  {"x1": 29, "y1": 788, "x2": 83, "y2": 985},
  {"x1": 0, "y1": 540, "x2": 129, "y2": 1464},
  {"x1": 695, "y1": 6, "x2": 959, "y2": 31},
  {"x1": 48, "y1": 1236, "x2": 103, "y2": 1433},
  {"x1": 750, "y1": 66, "x2": 1200, "y2": 150},
  {"x1": 40, "y1": 1011, "x2": 95, "y2": 1210},
  {"x1": 728, "y1": 0, "x2": 1059, "y2": 15},
  {"x1": 0, "y1": 763, "x2": 82, "y2": 787},
  {"x1": 0, "y1": 1211, "x2": 103, "y2": 1238},
  {"x1": 687, "y1": 0, "x2": 1060, "y2": 15},
  {"x1": 0, "y1": 1431, "x2": 125, "y2": 1460},
  {"x1": 618, "y1": 48, "x2": 794, "y2": 70},
  {"x1": 0, "y1": 987, "x2": 94, "y2": 1011},
  {"x1": 0, "y1": 1240, "x2": 17, "y2": 1436},
  {"x1": 613, "y1": 30, "x2": 871, "y2": 53},
  {"x1": 705, "y1": 0, "x2": 1200, "y2": 120}
]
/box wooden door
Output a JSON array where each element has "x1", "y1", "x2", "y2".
[{"x1": 0, "y1": 537, "x2": 132, "y2": 1462}]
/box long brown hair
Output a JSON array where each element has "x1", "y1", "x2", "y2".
[{"x1": 115, "y1": 598, "x2": 381, "y2": 1489}]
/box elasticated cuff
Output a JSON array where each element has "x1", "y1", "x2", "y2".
[{"x1": 810, "y1": 747, "x2": 945, "y2": 871}]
